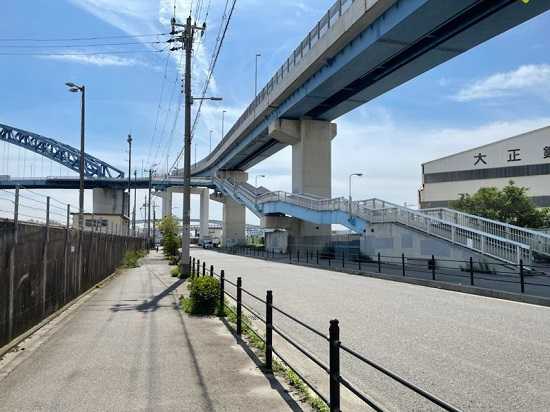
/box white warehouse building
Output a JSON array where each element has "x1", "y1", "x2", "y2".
[{"x1": 419, "y1": 126, "x2": 550, "y2": 209}]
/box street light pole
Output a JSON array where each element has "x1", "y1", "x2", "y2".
[
  {"x1": 221, "y1": 109, "x2": 227, "y2": 138},
  {"x1": 255, "y1": 174, "x2": 266, "y2": 187},
  {"x1": 65, "y1": 82, "x2": 86, "y2": 229},
  {"x1": 66, "y1": 81, "x2": 85, "y2": 294},
  {"x1": 79, "y1": 86, "x2": 85, "y2": 231},
  {"x1": 348, "y1": 173, "x2": 363, "y2": 217},
  {"x1": 127, "y1": 134, "x2": 132, "y2": 236},
  {"x1": 255, "y1": 53, "x2": 261, "y2": 98},
  {"x1": 147, "y1": 167, "x2": 155, "y2": 247}
]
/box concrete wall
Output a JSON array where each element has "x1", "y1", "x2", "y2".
[
  {"x1": 361, "y1": 222, "x2": 503, "y2": 268},
  {"x1": 265, "y1": 230, "x2": 288, "y2": 253}
]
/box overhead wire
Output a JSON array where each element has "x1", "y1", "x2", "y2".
[
  {"x1": 169, "y1": 0, "x2": 237, "y2": 173},
  {"x1": 146, "y1": 52, "x2": 172, "y2": 169},
  {"x1": 0, "y1": 49, "x2": 168, "y2": 56},
  {"x1": 151, "y1": 51, "x2": 184, "y2": 171},
  {"x1": 0, "y1": 33, "x2": 170, "y2": 42},
  {"x1": 0, "y1": 41, "x2": 166, "y2": 49}
]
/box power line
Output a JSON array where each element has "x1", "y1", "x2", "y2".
[
  {"x1": 0, "y1": 49, "x2": 167, "y2": 56},
  {"x1": 0, "y1": 41, "x2": 166, "y2": 49},
  {"x1": 0, "y1": 33, "x2": 170, "y2": 42}
]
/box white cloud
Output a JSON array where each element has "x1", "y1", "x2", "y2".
[
  {"x1": 42, "y1": 53, "x2": 142, "y2": 67},
  {"x1": 453, "y1": 64, "x2": 550, "y2": 102},
  {"x1": 68, "y1": 0, "x2": 162, "y2": 35}
]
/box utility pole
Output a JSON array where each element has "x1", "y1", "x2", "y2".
[
  {"x1": 169, "y1": 14, "x2": 220, "y2": 276},
  {"x1": 127, "y1": 134, "x2": 132, "y2": 236},
  {"x1": 169, "y1": 15, "x2": 204, "y2": 277},
  {"x1": 132, "y1": 170, "x2": 137, "y2": 235},
  {"x1": 152, "y1": 206, "x2": 157, "y2": 248},
  {"x1": 147, "y1": 168, "x2": 153, "y2": 247}
]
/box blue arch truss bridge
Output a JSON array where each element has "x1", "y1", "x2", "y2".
[{"x1": 0, "y1": 123, "x2": 124, "y2": 179}]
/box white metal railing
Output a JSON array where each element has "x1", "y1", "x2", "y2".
[
  {"x1": 213, "y1": 178, "x2": 539, "y2": 264},
  {"x1": 421, "y1": 207, "x2": 550, "y2": 258}
]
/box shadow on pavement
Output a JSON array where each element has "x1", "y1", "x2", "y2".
[
  {"x1": 110, "y1": 277, "x2": 185, "y2": 313},
  {"x1": 220, "y1": 318, "x2": 304, "y2": 412}
]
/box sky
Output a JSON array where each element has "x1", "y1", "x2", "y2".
[{"x1": 1, "y1": 0, "x2": 550, "y2": 224}]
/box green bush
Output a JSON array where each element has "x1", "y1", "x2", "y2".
[
  {"x1": 163, "y1": 232, "x2": 181, "y2": 258},
  {"x1": 184, "y1": 277, "x2": 220, "y2": 315},
  {"x1": 123, "y1": 250, "x2": 145, "y2": 268},
  {"x1": 158, "y1": 216, "x2": 181, "y2": 257},
  {"x1": 170, "y1": 267, "x2": 181, "y2": 277}
]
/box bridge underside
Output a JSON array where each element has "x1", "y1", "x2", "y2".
[{"x1": 191, "y1": 0, "x2": 549, "y2": 175}]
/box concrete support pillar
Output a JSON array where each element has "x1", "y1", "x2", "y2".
[
  {"x1": 161, "y1": 189, "x2": 173, "y2": 218},
  {"x1": 269, "y1": 118, "x2": 337, "y2": 237},
  {"x1": 199, "y1": 188, "x2": 209, "y2": 240},
  {"x1": 222, "y1": 196, "x2": 246, "y2": 247},
  {"x1": 93, "y1": 188, "x2": 125, "y2": 215}
]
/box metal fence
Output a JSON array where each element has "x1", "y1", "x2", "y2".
[
  {"x1": 187, "y1": 256, "x2": 462, "y2": 412},
  {"x1": 0, "y1": 188, "x2": 146, "y2": 348},
  {"x1": 221, "y1": 246, "x2": 550, "y2": 301}
]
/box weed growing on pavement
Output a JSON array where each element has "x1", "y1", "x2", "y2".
[
  {"x1": 123, "y1": 250, "x2": 146, "y2": 268},
  {"x1": 222, "y1": 303, "x2": 328, "y2": 412},
  {"x1": 170, "y1": 267, "x2": 181, "y2": 277}
]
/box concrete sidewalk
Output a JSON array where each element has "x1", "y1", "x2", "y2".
[{"x1": 0, "y1": 251, "x2": 298, "y2": 412}]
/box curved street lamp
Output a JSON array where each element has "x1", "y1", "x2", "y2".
[
  {"x1": 65, "y1": 81, "x2": 85, "y2": 231},
  {"x1": 255, "y1": 174, "x2": 266, "y2": 187},
  {"x1": 348, "y1": 173, "x2": 363, "y2": 217}
]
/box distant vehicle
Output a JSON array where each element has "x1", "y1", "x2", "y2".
[{"x1": 200, "y1": 237, "x2": 220, "y2": 249}]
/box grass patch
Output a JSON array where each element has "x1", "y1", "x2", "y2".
[
  {"x1": 222, "y1": 303, "x2": 328, "y2": 412},
  {"x1": 123, "y1": 250, "x2": 146, "y2": 268}
]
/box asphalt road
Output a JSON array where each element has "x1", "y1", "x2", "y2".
[
  {"x1": 0, "y1": 253, "x2": 296, "y2": 412},
  {"x1": 192, "y1": 248, "x2": 550, "y2": 412},
  {"x1": 229, "y1": 248, "x2": 550, "y2": 299}
]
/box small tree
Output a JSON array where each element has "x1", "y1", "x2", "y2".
[
  {"x1": 158, "y1": 216, "x2": 181, "y2": 257},
  {"x1": 450, "y1": 181, "x2": 550, "y2": 228}
]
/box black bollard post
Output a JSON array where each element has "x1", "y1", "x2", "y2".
[
  {"x1": 329, "y1": 320, "x2": 341, "y2": 412},
  {"x1": 265, "y1": 290, "x2": 273, "y2": 371},
  {"x1": 236, "y1": 277, "x2": 242, "y2": 336}
]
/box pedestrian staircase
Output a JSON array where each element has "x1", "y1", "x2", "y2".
[{"x1": 213, "y1": 177, "x2": 550, "y2": 265}]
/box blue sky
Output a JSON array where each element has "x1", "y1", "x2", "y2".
[{"x1": 1, "y1": 0, "x2": 550, "y2": 222}]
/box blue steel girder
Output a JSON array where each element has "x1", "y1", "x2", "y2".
[{"x1": 0, "y1": 123, "x2": 124, "y2": 178}]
